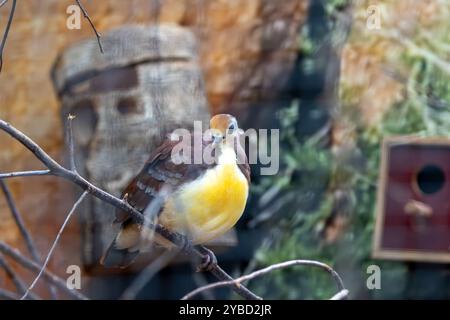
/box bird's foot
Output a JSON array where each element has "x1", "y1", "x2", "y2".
[{"x1": 196, "y1": 246, "x2": 218, "y2": 272}]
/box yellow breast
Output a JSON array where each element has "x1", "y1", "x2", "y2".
[{"x1": 165, "y1": 146, "x2": 249, "y2": 244}]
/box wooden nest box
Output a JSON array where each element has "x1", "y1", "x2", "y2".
[{"x1": 374, "y1": 136, "x2": 450, "y2": 263}]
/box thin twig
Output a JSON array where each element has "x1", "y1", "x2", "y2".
[
  {"x1": 330, "y1": 289, "x2": 349, "y2": 300},
  {"x1": 190, "y1": 260, "x2": 215, "y2": 300},
  {"x1": 181, "y1": 260, "x2": 346, "y2": 300},
  {"x1": 0, "y1": 288, "x2": 20, "y2": 300},
  {"x1": 120, "y1": 187, "x2": 177, "y2": 299},
  {"x1": 0, "y1": 253, "x2": 27, "y2": 293},
  {"x1": 120, "y1": 249, "x2": 179, "y2": 300},
  {"x1": 0, "y1": 170, "x2": 51, "y2": 179},
  {"x1": 66, "y1": 114, "x2": 77, "y2": 172},
  {"x1": 0, "y1": 0, "x2": 8, "y2": 9},
  {"x1": 75, "y1": 0, "x2": 104, "y2": 53},
  {"x1": 0, "y1": 179, "x2": 58, "y2": 299},
  {"x1": 0, "y1": 180, "x2": 41, "y2": 262},
  {"x1": 0, "y1": 241, "x2": 88, "y2": 300},
  {"x1": 0, "y1": 253, "x2": 40, "y2": 299},
  {"x1": 20, "y1": 191, "x2": 88, "y2": 300},
  {"x1": 0, "y1": 118, "x2": 261, "y2": 300},
  {"x1": 0, "y1": 117, "x2": 349, "y2": 301},
  {"x1": 0, "y1": 0, "x2": 16, "y2": 73}
]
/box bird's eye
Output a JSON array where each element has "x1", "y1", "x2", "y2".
[{"x1": 228, "y1": 123, "x2": 236, "y2": 132}]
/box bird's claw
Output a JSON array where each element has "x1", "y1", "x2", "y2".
[{"x1": 196, "y1": 246, "x2": 218, "y2": 272}]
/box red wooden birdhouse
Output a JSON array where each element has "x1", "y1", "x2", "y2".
[{"x1": 373, "y1": 136, "x2": 450, "y2": 263}]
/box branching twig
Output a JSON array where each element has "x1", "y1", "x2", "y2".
[
  {"x1": 0, "y1": 0, "x2": 16, "y2": 73},
  {"x1": 75, "y1": 0, "x2": 104, "y2": 53},
  {"x1": 0, "y1": 170, "x2": 51, "y2": 179},
  {"x1": 0, "y1": 179, "x2": 58, "y2": 299},
  {"x1": 0, "y1": 288, "x2": 20, "y2": 300},
  {"x1": 1, "y1": 119, "x2": 347, "y2": 301},
  {"x1": 190, "y1": 260, "x2": 215, "y2": 300},
  {"x1": 206, "y1": 262, "x2": 262, "y2": 300},
  {"x1": 120, "y1": 249, "x2": 180, "y2": 300},
  {"x1": 0, "y1": 241, "x2": 88, "y2": 300},
  {"x1": 0, "y1": 1, "x2": 349, "y2": 301},
  {"x1": 0, "y1": 254, "x2": 27, "y2": 293},
  {"x1": 0, "y1": 253, "x2": 40, "y2": 299},
  {"x1": 181, "y1": 260, "x2": 346, "y2": 300},
  {"x1": 20, "y1": 191, "x2": 88, "y2": 300},
  {"x1": 0, "y1": 118, "x2": 260, "y2": 300},
  {"x1": 0, "y1": 181, "x2": 41, "y2": 262}
]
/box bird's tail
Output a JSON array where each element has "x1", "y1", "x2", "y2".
[
  {"x1": 100, "y1": 220, "x2": 174, "y2": 268},
  {"x1": 100, "y1": 223, "x2": 141, "y2": 268},
  {"x1": 100, "y1": 240, "x2": 139, "y2": 268}
]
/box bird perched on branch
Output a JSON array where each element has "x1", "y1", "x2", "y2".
[{"x1": 101, "y1": 114, "x2": 250, "y2": 269}]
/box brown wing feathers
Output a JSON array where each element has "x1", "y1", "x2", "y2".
[{"x1": 114, "y1": 139, "x2": 179, "y2": 225}]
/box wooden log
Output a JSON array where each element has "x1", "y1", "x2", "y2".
[{"x1": 51, "y1": 24, "x2": 210, "y2": 272}]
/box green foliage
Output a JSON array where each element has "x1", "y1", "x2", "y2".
[
  {"x1": 324, "y1": 0, "x2": 350, "y2": 15},
  {"x1": 248, "y1": 4, "x2": 450, "y2": 299},
  {"x1": 248, "y1": 102, "x2": 342, "y2": 299}
]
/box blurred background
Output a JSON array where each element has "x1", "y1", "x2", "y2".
[{"x1": 1, "y1": 0, "x2": 450, "y2": 299}]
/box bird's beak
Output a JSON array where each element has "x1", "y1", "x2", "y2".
[{"x1": 213, "y1": 133, "x2": 224, "y2": 145}]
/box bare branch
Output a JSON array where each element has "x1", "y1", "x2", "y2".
[
  {"x1": 120, "y1": 249, "x2": 179, "y2": 300},
  {"x1": 181, "y1": 260, "x2": 346, "y2": 300},
  {"x1": 0, "y1": 170, "x2": 51, "y2": 179},
  {"x1": 0, "y1": 288, "x2": 20, "y2": 300},
  {"x1": 20, "y1": 191, "x2": 88, "y2": 300},
  {"x1": 0, "y1": 0, "x2": 16, "y2": 73},
  {"x1": 0, "y1": 253, "x2": 40, "y2": 299},
  {"x1": 330, "y1": 289, "x2": 349, "y2": 300},
  {"x1": 75, "y1": 0, "x2": 104, "y2": 53},
  {"x1": 66, "y1": 114, "x2": 77, "y2": 172},
  {"x1": 205, "y1": 259, "x2": 262, "y2": 300},
  {"x1": 0, "y1": 254, "x2": 27, "y2": 293},
  {"x1": 0, "y1": 120, "x2": 66, "y2": 172},
  {"x1": 0, "y1": 241, "x2": 88, "y2": 300},
  {"x1": 0, "y1": 118, "x2": 348, "y2": 300},
  {"x1": 1, "y1": 119, "x2": 77, "y2": 299},
  {"x1": 0, "y1": 118, "x2": 261, "y2": 300},
  {"x1": 190, "y1": 261, "x2": 215, "y2": 300},
  {"x1": 0, "y1": 180, "x2": 40, "y2": 262},
  {"x1": 0, "y1": 179, "x2": 58, "y2": 299}
]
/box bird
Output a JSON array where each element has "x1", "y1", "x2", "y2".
[{"x1": 100, "y1": 114, "x2": 250, "y2": 269}]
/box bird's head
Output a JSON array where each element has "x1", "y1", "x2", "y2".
[{"x1": 209, "y1": 114, "x2": 240, "y2": 146}]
